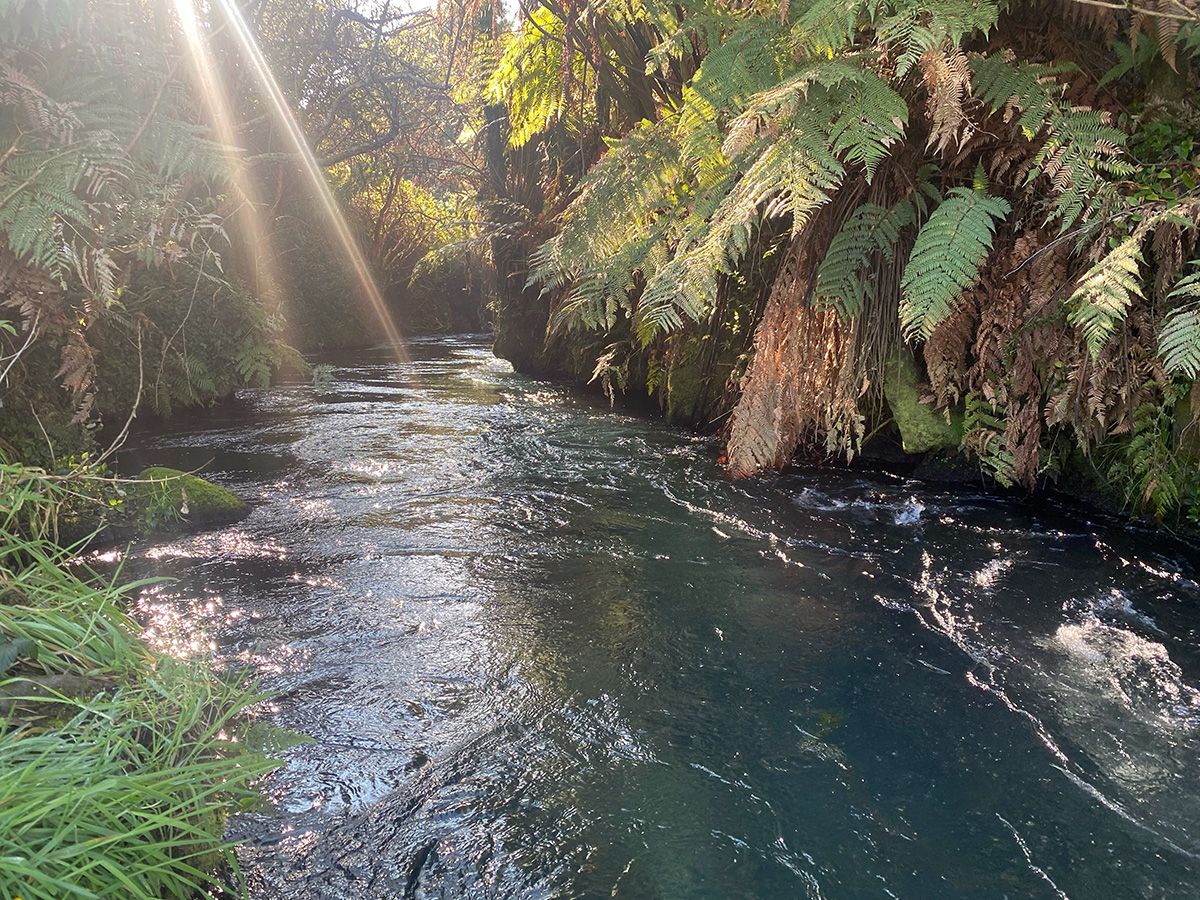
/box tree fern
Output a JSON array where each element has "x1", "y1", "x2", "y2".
[
  {"x1": 544, "y1": 54, "x2": 910, "y2": 344},
  {"x1": 1158, "y1": 270, "x2": 1200, "y2": 378},
  {"x1": 899, "y1": 183, "x2": 1009, "y2": 339}
]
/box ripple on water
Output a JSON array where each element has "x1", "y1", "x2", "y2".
[{"x1": 117, "y1": 337, "x2": 1200, "y2": 899}]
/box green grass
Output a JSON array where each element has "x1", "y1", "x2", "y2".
[{"x1": 0, "y1": 461, "x2": 275, "y2": 899}]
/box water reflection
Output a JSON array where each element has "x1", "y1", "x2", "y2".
[{"x1": 115, "y1": 337, "x2": 1200, "y2": 898}]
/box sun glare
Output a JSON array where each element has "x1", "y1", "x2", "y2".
[
  {"x1": 175, "y1": 0, "x2": 408, "y2": 363},
  {"x1": 173, "y1": 0, "x2": 293, "y2": 349}
]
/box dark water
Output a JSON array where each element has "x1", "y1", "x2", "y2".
[{"x1": 114, "y1": 336, "x2": 1200, "y2": 898}]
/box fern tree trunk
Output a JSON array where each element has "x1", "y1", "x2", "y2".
[{"x1": 483, "y1": 103, "x2": 564, "y2": 375}]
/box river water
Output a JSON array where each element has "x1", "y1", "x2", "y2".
[{"x1": 116, "y1": 336, "x2": 1200, "y2": 898}]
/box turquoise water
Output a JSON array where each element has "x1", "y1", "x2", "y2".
[{"x1": 120, "y1": 337, "x2": 1200, "y2": 898}]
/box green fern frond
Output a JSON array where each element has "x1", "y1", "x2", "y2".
[
  {"x1": 677, "y1": 16, "x2": 785, "y2": 183},
  {"x1": 964, "y1": 391, "x2": 1017, "y2": 487},
  {"x1": 487, "y1": 9, "x2": 574, "y2": 149},
  {"x1": 550, "y1": 230, "x2": 664, "y2": 334},
  {"x1": 530, "y1": 119, "x2": 683, "y2": 297},
  {"x1": 826, "y1": 70, "x2": 908, "y2": 180},
  {"x1": 1067, "y1": 231, "x2": 1146, "y2": 357},
  {"x1": 899, "y1": 185, "x2": 1009, "y2": 338},
  {"x1": 878, "y1": 0, "x2": 1000, "y2": 78},
  {"x1": 1158, "y1": 271, "x2": 1200, "y2": 378},
  {"x1": 971, "y1": 55, "x2": 1128, "y2": 231},
  {"x1": 1107, "y1": 383, "x2": 1190, "y2": 519},
  {"x1": 816, "y1": 198, "x2": 915, "y2": 319},
  {"x1": 788, "y1": 0, "x2": 879, "y2": 56}
]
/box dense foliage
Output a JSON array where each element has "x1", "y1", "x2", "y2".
[
  {"x1": 0, "y1": 0, "x2": 484, "y2": 465},
  {"x1": 457, "y1": 0, "x2": 1200, "y2": 524},
  {"x1": 3, "y1": 2, "x2": 1199, "y2": 892}
]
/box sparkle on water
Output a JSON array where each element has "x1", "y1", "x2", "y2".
[{"x1": 116, "y1": 337, "x2": 1200, "y2": 898}]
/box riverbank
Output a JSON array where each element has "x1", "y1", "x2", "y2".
[
  {"x1": 489, "y1": 326, "x2": 1200, "y2": 542},
  {"x1": 0, "y1": 462, "x2": 273, "y2": 899}
]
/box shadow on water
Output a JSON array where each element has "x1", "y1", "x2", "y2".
[{"x1": 112, "y1": 336, "x2": 1200, "y2": 898}]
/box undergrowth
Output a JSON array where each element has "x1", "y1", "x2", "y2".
[{"x1": 0, "y1": 462, "x2": 275, "y2": 899}]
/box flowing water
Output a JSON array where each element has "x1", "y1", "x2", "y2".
[{"x1": 115, "y1": 336, "x2": 1200, "y2": 898}]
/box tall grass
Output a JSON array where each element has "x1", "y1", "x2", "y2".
[{"x1": 0, "y1": 462, "x2": 274, "y2": 898}]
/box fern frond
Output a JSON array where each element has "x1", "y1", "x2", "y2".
[
  {"x1": 877, "y1": 0, "x2": 1000, "y2": 78},
  {"x1": 827, "y1": 70, "x2": 908, "y2": 180},
  {"x1": 816, "y1": 199, "x2": 915, "y2": 319},
  {"x1": 675, "y1": 17, "x2": 785, "y2": 185},
  {"x1": 487, "y1": 9, "x2": 574, "y2": 148},
  {"x1": 964, "y1": 391, "x2": 1017, "y2": 486},
  {"x1": 1158, "y1": 270, "x2": 1200, "y2": 377},
  {"x1": 1068, "y1": 231, "x2": 1146, "y2": 357},
  {"x1": 530, "y1": 119, "x2": 683, "y2": 295},
  {"x1": 787, "y1": 0, "x2": 878, "y2": 56},
  {"x1": 921, "y1": 43, "x2": 973, "y2": 153},
  {"x1": 971, "y1": 55, "x2": 1129, "y2": 231},
  {"x1": 899, "y1": 185, "x2": 1009, "y2": 339},
  {"x1": 550, "y1": 230, "x2": 664, "y2": 334}
]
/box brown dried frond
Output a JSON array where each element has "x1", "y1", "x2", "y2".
[
  {"x1": 725, "y1": 201, "x2": 855, "y2": 477},
  {"x1": 1057, "y1": 0, "x2": 1121, "y2": 43},
  {"x1": 921, "y1": 44, "x2": 974, "y2": 155},
  {"x1": 924, "y1": 299, "x2": 976, "y2": 407},
  {"x1": 1152, "y1": 219, "x2": 1184, "y2": 299},
  {"x1": 1048, "y1": 301, "x2": 1162, "y2": 446},
  {"x1": 0, "y1": 247, "x2": 67, "y2": 328},
  {"x1": 1132, "y1": 0, "x2": 1182, "y2": 71},
  {"x1": 931, "y1": 230, "x2": 1073, "y2": 486}
]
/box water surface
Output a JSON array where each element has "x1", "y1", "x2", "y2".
[{"x1": 119, "y1": 337, "x2": 1200, "y2": 898}]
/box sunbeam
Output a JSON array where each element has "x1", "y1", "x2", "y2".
[
  {"x1": 172, "y1": 0, "x2": 294, "y2": 350},
  {"x1": 209, "y1": 0, "x2": 409, "y2": 362}
]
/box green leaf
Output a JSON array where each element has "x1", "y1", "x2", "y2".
[
  {"x1": 899, "y1": 186, "x2": 1010, "y2": 339},
  {"x1": 1158, "y1": 270, "x2": 1200, "y2": 377}
]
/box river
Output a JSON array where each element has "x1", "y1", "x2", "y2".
[{"x1": 116, "y1": 336, "x2": 1200, "y2": 898}]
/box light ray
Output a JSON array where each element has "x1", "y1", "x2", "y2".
[
  {"x1": 172, "y1": 0, "x2": 294, "y2": 350},
  {"x1": 211, "y1": 0, "x2": 409, "y2": 362}
]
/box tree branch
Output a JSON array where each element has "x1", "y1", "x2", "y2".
[{"x1": 1067, "y1": 0, "x2": 1200, "y2": 23}]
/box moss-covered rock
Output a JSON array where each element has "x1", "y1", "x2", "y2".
[
  {"x1": 883, "y1": 353, "x2": 962, "y2": 454},
  {"x1": 131, "y1": 467, "x2": 249, "y2": 534}
]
